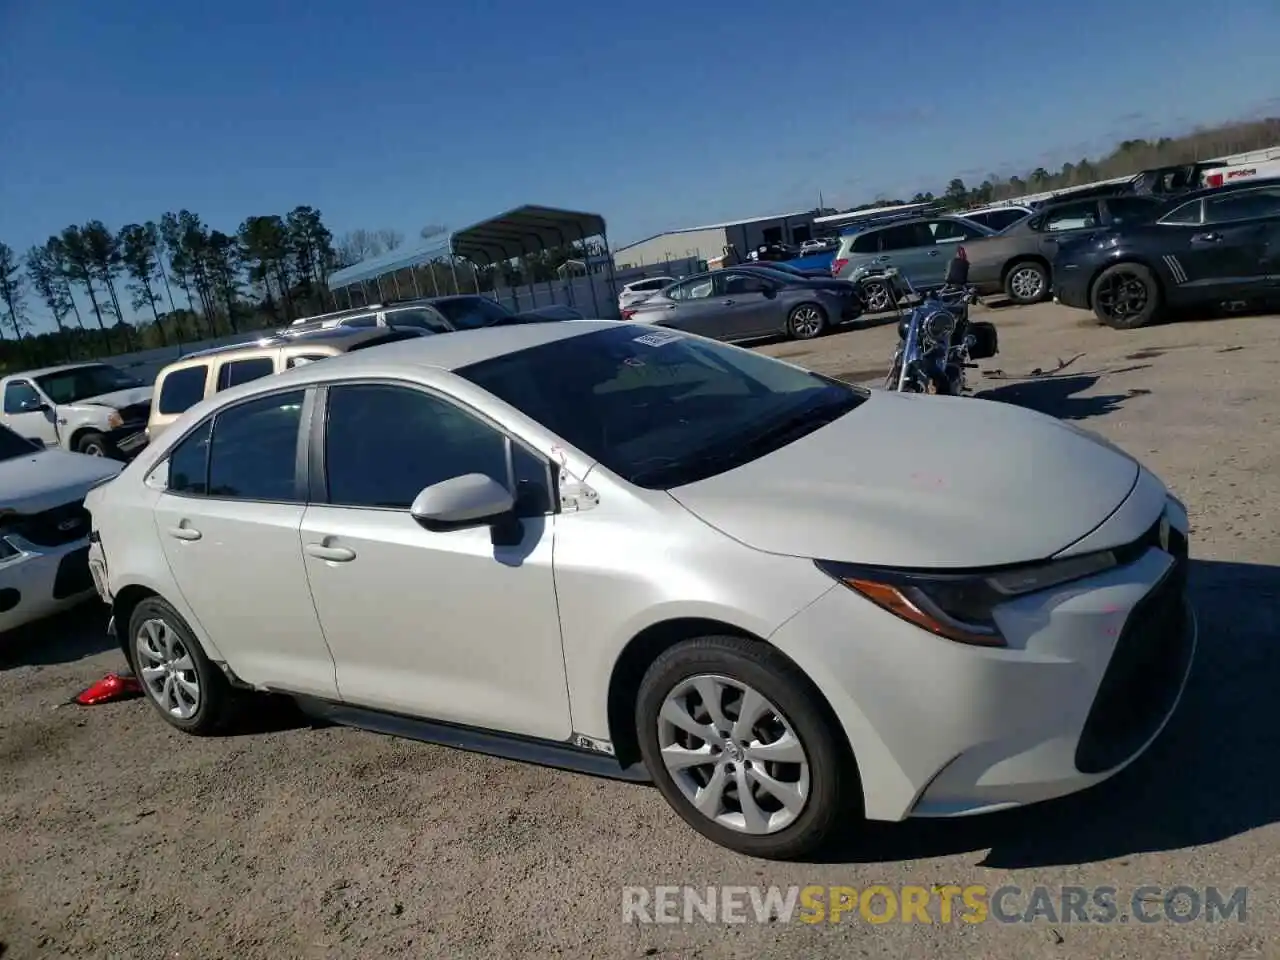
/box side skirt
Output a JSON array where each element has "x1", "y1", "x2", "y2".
[{"x1": 292, "y1": 695, "x2": 652, "y2": 784}]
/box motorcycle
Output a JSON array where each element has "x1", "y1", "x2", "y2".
[{"x1": 860, "y1": 254, "x2": 1000, "y2": 396}]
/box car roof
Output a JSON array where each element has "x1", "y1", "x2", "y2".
[
  {"x1": 1167, "y1": 175, "x2": 1280, "y2": 206},
  {"x1": 177, "y1": 325, "x2": 419, "y2": 362},
  {"x1": 3, "y1": 361, "x2": 114, "y2": 380}
]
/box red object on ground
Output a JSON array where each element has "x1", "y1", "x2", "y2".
[{"x1": 73, "y1": 672, "x2": 143, "y2": 706}]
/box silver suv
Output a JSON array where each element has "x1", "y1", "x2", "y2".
[{"x1": 830, "y1": 216, "x2": 994, "y2": 302}]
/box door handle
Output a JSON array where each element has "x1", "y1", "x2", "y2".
[
  {"x1": 1191, "y1": 232, "x2": 1222, "y2": 243},
  {"x1": 305, "y1": 542, "x2": 356, "y2": 563},
  {"x1": 721, "y1": 299, "x2": 736, "y2": 305},
  {"x1": 166, "y1": 526, "x2": 202, "y2": 542},
  {"x1": 928, "y1": 249, "x2": 940, "y2": 256}
]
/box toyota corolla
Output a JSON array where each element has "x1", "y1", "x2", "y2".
[{"x1": 85, "y1": 321, "x2": 1194, "y2": 859}]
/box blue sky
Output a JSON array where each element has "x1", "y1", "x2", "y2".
[{"x1": 1, "y1": 0, "x2": 1278, "y2": 330}]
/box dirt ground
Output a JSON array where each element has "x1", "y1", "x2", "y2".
[{"x1": 3, "y1": 300, "x2": 1279, "y2": 959}]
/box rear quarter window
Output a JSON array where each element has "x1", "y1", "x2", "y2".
[
  {"x1": 850, "y1": 232, "x2": 879, "y2": 254},
  {"x1": 216, "y1": 357, "x2": 276, "y2": 391},
  {"x1": 157, "y1": 365, "x2": 209, "y2": 415}
]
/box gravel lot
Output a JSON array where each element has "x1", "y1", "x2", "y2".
[{"x1": 3, "y1": 300, "x2": 1279, "y2": 959}]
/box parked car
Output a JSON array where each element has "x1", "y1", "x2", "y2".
[
  {"x1": 0, "y1": 362, "x2": 152, "y2": 459},
  {"x1": 621, "y1": 267, "x2": 862, "y2": 341},
  {"x1": 618, "y1": 277, "x2": 677, "y2": 312},
  {"x1": 1, "y1": 424, "x2": 122, "y2": 634},
  {"x1": 1052, "y1": 179, "x2": 1280, "y2": 329},
  {"x1": 737, "y1": 261, "x2": 832, "y2": 280},
  {"x1": 749, "y1": 243, "x2": 801, "y2": 263},
  {"x1": 86, "y1": 320, "x2": 1194, "y2": 859},
  {"x1": 830, "y1": 216, "x2": 993, "y2": 310},
  {"x1": 147, "y1": 326, "x2": 433, "y2": 440},
  {"x1": 961, "y1": 205, "x2": 1034, "y2": 232},
  {"x1": 963, "y1": 195, "x2": 1167, "y2": 305},
  {"x1": 289, "y1": 296, "x2": 582, "y2": 334},
  {"x1": 799, "y1": 238, "x2": 838, "y2": 255}
]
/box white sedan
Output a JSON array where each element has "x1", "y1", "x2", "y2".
[
  {"x1": 85, "y1": 320, "x2": 1195, "y2": 859},
  {"x1": 1, "y1": 426, "x2": 122, "y2": 634}
]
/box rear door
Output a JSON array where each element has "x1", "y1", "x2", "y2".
[
  {"x1": 922, "y1": 219, "x2": 987, "y2": 285},
  {"x1": 876, "y1": 222, "x2": 940, "y2": 288}
]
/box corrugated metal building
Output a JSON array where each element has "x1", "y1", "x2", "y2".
[{"x1": 612, "y1": 211, "x2": 818, "y2": 270}]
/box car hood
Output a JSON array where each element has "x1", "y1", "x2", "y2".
[
  {"x1": 667, "y1": 392, "x2": 1141, "y2": 568},
  {"x1": 0, "y1": 449, "x2": 123, "y2": 516},
  {"x1": 64, "y1": 385, "x2": 153, "y2": 410},
  {"x1": 514, "y1": 305, "x2": 582, "y2": 323}
]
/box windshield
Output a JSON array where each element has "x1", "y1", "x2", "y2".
[
  {"x1": 34, "y1": 364, "x2": 143, "y2": 404},
  {"x1": 0, "y1": 424, "x2": 40, "y2": 463},
  {"x1": 459, "y1": 325, "x2": 868, "y2": 489},
  {"x1": 432, "y1": 296, "x2": 514, "y2": 330}
]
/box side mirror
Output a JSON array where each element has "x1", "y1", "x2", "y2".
[
  {"x1": 410, "y1": 473, "x2": 516, "y2": 530},
  {"x1": 762, "y1": 285, "x2": 779, "y2": 299},
  {"x1": 20, "y1": 399, "x2": 50, "y2": 414}
]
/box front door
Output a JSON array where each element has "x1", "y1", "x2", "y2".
[
  {"x1": 151, "y1": 390, "x2": 339, "y2": 698},
  {"x1": 1184, "y1": 186, "x2": 1280, "y2": 296},
  {"x1": 874, "y1": 222, "x2": 937, "y2": 290},
  {"x1": 2, "y1": 380, "x2": 59, "y2": 446},
  {"x1": 922, "y1": 219, "x2": 984, "y2": 285},
  {"x1": 299, "y1": 381, "x2": 570, "y2": 741}
]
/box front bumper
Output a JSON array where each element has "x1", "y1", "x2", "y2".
[
  {"x1": 1052, "y1": 264, "x2": 1092, "y2": 310},
  {"x1": 0, "y1": 535, "x2": 98, "y2": 634},
  {"x1": 768, "y1": 497, "x2": 1193, "y2": 822}
]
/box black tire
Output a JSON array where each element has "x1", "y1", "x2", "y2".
[
  {"x1": 1090, "y1": 262, "x2": 1160, "y2": 329},
  {"x1": 786, "y1": 303, "x2": 827, "y2": 340},
  {"x1": 128, "y1": 596, "x2": 234, "y2": 735},
  {"x1": 75, "y1": 431, "x2": 110, "y2": 458},
  {"x1": 859, "y1": 279, "x2": 894, "y2": 313},
  {"x1": 635, "y1": 635, "x2": 859, "y2": 860},
  {"x1": 1003, "y1": 260, "x2": 1049, "y2": 305}
]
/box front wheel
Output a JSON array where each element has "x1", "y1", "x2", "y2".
[
  {"x1": 636, "y1": 635, "x2": 859, "y2": 859},
  {"x1": 786, "y1": 303, "x2": 827, "y2": 340},
  {"x1": 1091, "y1": 263, "x2": 1160, "y2": 329},
  {"x1": 859, "y1": 279, "x2": 894, "y2": 313},
  {"x1": 75, "y1": 431, "x2": 110, "y2": 457}
]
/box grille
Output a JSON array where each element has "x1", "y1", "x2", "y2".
[
  {"x1": 5, "y1": 500, "x2": 91, "y2": 548},
  {"x1": 118, "y1": 402, "x2": 151, "y2": 423},
  {"x1": 1074, "y1": 546, "x2": 1191, "y2": 775}
]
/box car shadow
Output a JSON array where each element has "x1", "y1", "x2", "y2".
[
  {"x1": 975, "y1": 374, "x2": 1149, "y2": 421},
  {"x1": 0, "y1": 603, "x2": 115, "y2": 670},
  {"x1": 816, "y1": 558, "x2": 1280, "y2": 868}
]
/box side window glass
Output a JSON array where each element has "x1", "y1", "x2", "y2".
[
  {"x1": 928, "y1": 219, "x2": 967, "y2": 243},
  {"x1": 287, "y1": 354, "x2": 329, "y2": 368},
  {"x1": 1044, "y1": 202, "x2": 1100, "y2": 232},
  {"x1": 166, "y1": 419, "x2": 212, "y2": 495},
  {"x1": 1160, "y1": 199, "x2": 1203, "y2": 225},
  {"x1": 340, "y1": 315, "x2": 378, "y2": 329},
  {"x1": 850, "y1": 233, "x2": 877, "y2": 254},
  {"x1": 384, "y1": 308, "x2": 450, "y2": 333},
  {"x1": 216, "y1": 357, "x2": 276, "y2": 391},
  {"x1": 3, "y1": 381, "x2": 40, "y2": 414},
  {"x1": 719, "y1": 272, "x2": 770, "y2": 295},
  {"x1": 878, "y1": 225, "x2": 922, "y2": 251},
  {"x1": 324, "y1": 384, "x2": 530, "y2": 512},
  {"x1": 206, "y1": 391, "x2": 305, "y2": 501},
  {"x1": 1205, "y1": 188, "x2": 1280, "y2": 224},
  {"x1": 157, "y1": 365, "x2": 208, "y2": 414}
]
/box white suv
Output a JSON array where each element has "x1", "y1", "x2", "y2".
[{"x1": 617, "y1": 277, "x2": 675, "y2": 312}]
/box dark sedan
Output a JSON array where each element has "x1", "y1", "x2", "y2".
[
  {"x1": 621, "y1": 266, "x2": 862, "y2": 342},
  {"x1": 962, "y1": 195, "x2": 1168, "y2": 304},
  {"x1": 1052, "y1": 179, "x2": 1280, "y2": 329}
]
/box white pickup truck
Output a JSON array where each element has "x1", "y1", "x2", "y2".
[
  {"x1": 0, "y1": 362, "x2": 152, "y2": 460},
  {"x1": 0, "y1": 423, "x2": 122, "y2": 634}
]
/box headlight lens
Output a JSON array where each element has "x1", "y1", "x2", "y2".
[
  {"x1": 816, "y1": 550, "x2": 1119, "y2": 647},
  {"x1": 106, "y1": 410, "x2": 123, "y2": 429}
]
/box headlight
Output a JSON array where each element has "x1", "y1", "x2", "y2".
[
  {"x1": 924, "y1": 310, "x2": 955, "y2": 339},
  {"x1": 106, "y1": 410, "x2": 123, "y2": 429},
  {"x1": 815, "y1": 551, "x2": 1119, "y2": 647}
]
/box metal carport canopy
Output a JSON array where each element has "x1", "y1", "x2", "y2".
[{"x1": 450, "y1": 205, "x2": 608, "y2": 265}]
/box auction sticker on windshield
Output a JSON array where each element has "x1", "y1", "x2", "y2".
[{"x1": 633, "y1": 331, "x2": 682, "y2": 347}]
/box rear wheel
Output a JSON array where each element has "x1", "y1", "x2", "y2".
[
  {"x1": 636, "y1": 635, "x2": 858, "y2": 859},
  {"x1": 1003, "y1": 261, "x2": 1049, "y2": 304},
  {"x1": 1091, "y1": 263, "x2": 1160, "y2": 329},
  {"x1": 860, "y1": 279, "x2": 894, "y2": 313},
  {"x1": 130, "y1": 596, "x2": 235, "y2": 735},
  {"x1": 786, "y1": 303, "x2": 827, "y2": 340}
]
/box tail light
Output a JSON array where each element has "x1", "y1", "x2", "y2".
[
  {"x1": 1206, "y1": 172, "x2": 1224, "y2": 188},
  {"x1": 832, "y1": 258, "x2": 848, "y2": 276},
  {"x1": 620, "y1": 308, "x2": 636, "y2": 321}
]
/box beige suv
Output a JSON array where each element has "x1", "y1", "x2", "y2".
[{"x1": 146, "y1": 326, "x2": 428, "y2": 439}]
